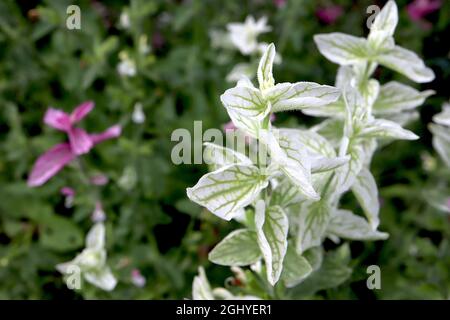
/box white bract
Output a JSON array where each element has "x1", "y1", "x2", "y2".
[
  {"x1": 192, "y1": 267, "x2": 261, "y2": 300},
  {"x1": 56, "y1": 223, "x2": 117, "y2": 291},
  {"x1": 210, "y1": 16, "x2": 281, "y2": 83},
  {"x1": 117, "y1": 52, "x2": 136, "y2": 77},
  {"x1": 430, "y1": 101, "x2": 450, "y2": 167},
  {"x1": 426, "y1": 101, "x2": 450, "y2": 214},
  {"x1": 189, "y1": 0, "x2": 434, "y2": 295},
  {"x1": 132, "y1": 102, "x2": 146, "y2": 124}
]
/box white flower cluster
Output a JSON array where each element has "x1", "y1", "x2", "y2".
[
  {"x1": 210, "y1": 16, "x2": 281, "y2": 83},
  {"x1": 57, "y1": 223, "x2": 117, "y2": 291}
]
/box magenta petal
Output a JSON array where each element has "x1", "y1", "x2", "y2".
[
  {"x1": 70, "y1": 101, "x2": 94, "y2": 124},
  {"x1": 60, "y1": 186, "x2": 75, "y2": 196},
  {"x1": 407, "y1": 0, "x2": 441, "y2": 21},
  {"x1": 68, "y1": 127, "x2": 94, "y2": 155},
  {"x1": 44, "y1": 108, "x2": 71, "y2": 131},
  {"x1": 27, "y1": 143, "x2": 76, "y2": 187},
  {"x1": 90, "y1": 125, "x2": 122, "y2": 145}
]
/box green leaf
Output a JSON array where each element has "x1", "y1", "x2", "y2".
[
  {"x1": 186, "y1": 164, "x2": 269, "y2": 220},
  {"x1": 39, "y1": 215, "x2": 84, "y2": 252},
  {"x1": 303, "y1": 247, "x2": 324, "y2": 272},
  {"x1": 208, "y1": 229, "x2": 261, "y2": 266},
  {"x1": 255, "y1": 201, "x2": 289, "y2": 286},
  {"x1": 282, "y1": 245, "x2": 313, "y2": 288},
  {"x1": 327, "y1": 209, "x2": 389, "y2": 240},
  {"x1": 289, "y1": 244, "x2": 352, "y2": 297}
]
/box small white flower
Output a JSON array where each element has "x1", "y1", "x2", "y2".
[
  {"x1": 226, "y1": 63, "x2": 254, "y2": 82},
  {"x1": 227, "y1": 16, "x2": 271, "y2": 55},
  {"x1": 119, "y1": 11, "x2": 130, "y2": 29},
  {"x1": 118, "y1": 166, "x2": 137, "y2": 190},
  {"x1": 138, "y1": 35, "x2": 151, "y2": 55},
  {"x1": 132, "y1": 102, "x2": 146, "y2": 124},
  {"x1": 117, "y1": 52, "x2": 136, "y2": 77},
  {"x1": 56, "y1": 223, "x2": 117, "y2": 291},
  {"x1": 209, "y1": 29, "x2": 233, "y2": 50},
  {"x1": 91, "y1": 201, "x2": 106, "y2": 222},
  {"x1": 131, "y1": 269, "x2": 146, "y2": 288}
]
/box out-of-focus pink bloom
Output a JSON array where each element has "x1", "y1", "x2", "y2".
[
  {"x1": 131, "y1": 269, "x2": 146, "y2": 288},
  {"x1": 407, "y1": 0, "x2": 441, "y2": 21},
  {"x1": 60, "y1": 186, "x2": 75, "y2": 197},
  {"x1": 152, "y1": 31, "x2": 164, "y2": 51},
  {"x1": 89, "y1": 125, "x2": 121, "y2": 145},
  {"x1": 273, "y1": 0, "x2": 286, "y2": 8},
  {"x1": 44, "y1": 101, "x2": 95, "y2": 155},
  {"x1": 91, "y1": 201, "x2": 106, "y2": 222},
  {"x1": 28, "y1": 102, "x2": 121, "y2": 187},
  {"x1": 90, "y1": 174, "x2": 109, "y2": 186},
  {"x1": 316, "y1": 5, "x2": 344, "y2": 25}
]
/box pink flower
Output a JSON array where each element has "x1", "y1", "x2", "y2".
[
  {"x1": 28, "y1": 102, "x2": 121, "y2": 187},
  {"x1": 316, "y1": 5, "x2": 343, "y2": 25},
  {"x1": 90, "y1": 174, "x2": 109, "y2": 186},
  {"x1": 60, "y1": 186, "x2": 75, "y2": 197},
  {"x1": 131, "y1": 269, "x2": 146, "y2": 288},
  {"x1": 273, "y1": 0, "x2": 287, "y2": 8},
  {"x1": 407, "y1": 0, "x2": 441, "y2": 21}
]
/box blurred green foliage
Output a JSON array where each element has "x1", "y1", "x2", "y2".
[{"x1": 0, "y1": 0, "x2": 449, "y2": 299}]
